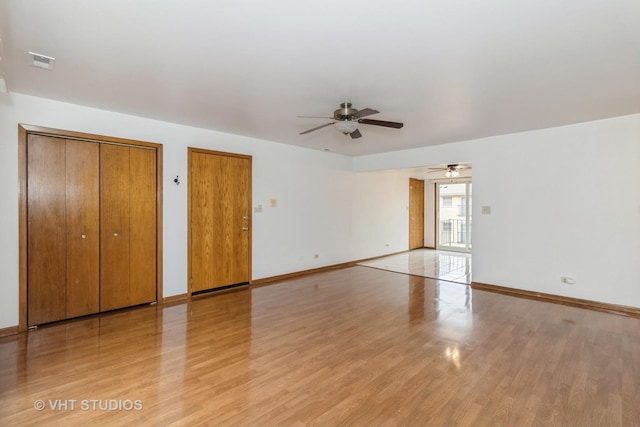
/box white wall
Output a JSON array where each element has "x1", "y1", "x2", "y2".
[
  {"x1": 355, "y1": 114, "x2": 640, "y2": 308},
  {"x1": 251, "y1": 144, "x2": 356, "y2": 277},
  {"x1": 0, "y1": 92, "x2": 360, "y2": 329},
  {"x1": 350, "y1": 168, "x2": 442, "y2": 256},
  {"x1": 351, "y1": 169, "x2": 413, "y2": 259}
]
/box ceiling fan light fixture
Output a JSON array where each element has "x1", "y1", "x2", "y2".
[
  {"x1": 334, "y1": 120, "x2": 358, "y2": 134},
  {"x1": 445, "y1": 167, "x2": 460, "y2": 178}
]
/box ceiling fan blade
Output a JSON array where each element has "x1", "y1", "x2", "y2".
[
  {"x1": 358, "y1": 118, "x2": 404, "y2": 129},
  {"x1": 350, "y1": 129, "x2": 362, "y2": 139},
  {"x1": 299, "y1": 122, "x2": 334, "y2": 135},
  {"x1": 353, "y1": 108, "x2": 379, "y2": 118}
]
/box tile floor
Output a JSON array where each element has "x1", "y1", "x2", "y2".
[{"x1": 358, "y1": 248, "x2": 472, "y2": 285}]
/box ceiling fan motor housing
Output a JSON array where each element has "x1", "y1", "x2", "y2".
[{"x1": 334, "y1": 102, "x2": 359, "y2": 121}]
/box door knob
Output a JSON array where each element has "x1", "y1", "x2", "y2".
[
  {"x1": 242, "y1": 227, "x2": 249, "y2": 231},
  {"x1": 81, "y1": 234, "x2": 87, "y2": 239},
  {"x1": 114, "y1": 232, "x2": 119, "y2": 237}
]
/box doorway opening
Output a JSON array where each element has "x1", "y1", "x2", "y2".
[{"x1": 436, "y1": 181, "x2": 472, "y2": 252}]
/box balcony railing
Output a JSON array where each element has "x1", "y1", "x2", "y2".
[{"x1": 440, "y1": 219, "x2": 472, "y2": 248}]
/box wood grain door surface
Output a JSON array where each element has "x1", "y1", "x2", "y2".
[
  {"x1": 27, "y1": 135, "x2": 100, "y2": 325},
  {"x1": 190, "y1": 150, "x2": 250, "y2": 292},
  {"x1": 409, "y1": 178, "x2": 425, "y2": 250},
  {"x1": 65, "y1": 140, "x2": 100, "y2": 318},
  {"x1": 100, "y1": 144, "x2": 157, "y2": 311}
]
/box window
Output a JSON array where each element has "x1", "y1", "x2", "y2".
[
  {"x1": 442, "y1": 196, "x2": 452, "y2": 208},
  {"x1": 458, "y1": 197, "x2": 465, "y2": 216},
  {"x1": 458, "y1": 195, "x2": 472, "y2": 217}
]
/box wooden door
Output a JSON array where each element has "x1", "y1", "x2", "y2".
[
  {"x1": 128, "y1": 147, "x2": 157, "y2": 305},
  {"x1": 27, "y1": 135, "x2": 66, "y2": 325},
  {"x1": 101, "y1": 144, "x2": 157, "y2": 311},
  {"x1": 189, "y1": 149, "x2": 251, "y2": 292},
  {"x1": 409, "y1": 178, "x2": 425, "y2": 250},
  {"x1": 65, "y1": 140, "x2": 100, "y2": 318},
  {"x1": 27, "y1": 135, "x2": 100, "y2": 325}
]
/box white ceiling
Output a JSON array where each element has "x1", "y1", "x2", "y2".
[{"x1": 1, "y1": 1, "x2": 639, "y2": 156}]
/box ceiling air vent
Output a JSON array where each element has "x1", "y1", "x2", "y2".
[{"x1": 29, "y1": 51, "x2": 55, "y2": 70}]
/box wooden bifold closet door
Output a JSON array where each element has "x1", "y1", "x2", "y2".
[
  {"x1": 27, "y1": 135, "x2": 100, "y2": 325},
  {"x1": 26, "y1": 134, "x2": 157, "y2": 326},
  {"x1": 100, "y1": 144, "x2": 157, "y2": 311}
]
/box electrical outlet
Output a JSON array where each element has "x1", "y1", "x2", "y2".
[{"x1": 560, "y1": 276, "x2": 576, "y2": 285}]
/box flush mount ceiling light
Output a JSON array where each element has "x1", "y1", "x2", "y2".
[{"x1": 29, "y1": 51, "x2": 55, "y2": 70}]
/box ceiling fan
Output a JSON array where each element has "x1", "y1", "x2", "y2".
[
  {"x1": 427, "y1": 164, "x2": 471, "y2": 177},
  {"x1": 298, "y1": 102, "x2": 404, "y2": 139}
]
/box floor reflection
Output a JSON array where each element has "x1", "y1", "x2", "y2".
[
  {"x1": 358, "y1": 249, "x2": 472, "y2": 284},
  {"x1": 408, "y1": 277, "x2": 472, "y2": 322},
  {"x1": 405, "y1": 273, "x2": 474, "y2": 374}
]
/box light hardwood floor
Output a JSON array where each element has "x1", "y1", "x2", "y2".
[{"x1": 1, "y1": 266, "x2": 639, "y2": 426}]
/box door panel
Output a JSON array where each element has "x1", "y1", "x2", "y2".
[
  {"x1": 190, "y1": 150, "x2": 251, "y2": 292},
  {"x1": 100, "y1": 144, "x2": 131, "y2": 311},
  {"x1": 65, "y1": 140, "x2": 100, "y2": 318},
  {"x1": 226, "y1": 156, "x2": 250, "y2": 285},
  {"x1": 128, "y1": 147, "x2": 157, "y2": 306},
  {"x1": 100, "y1": 144, "x2": 157, "y2": 310},
  {"x1": 27, "y1": 135, "x2": 67, "y2": 325},
  {"x1": 409, "y1": 178, "x2": 425, "y2": 250},
  {"x1": 190, "y1": 152, "x2": 216, "y2": 289}
]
